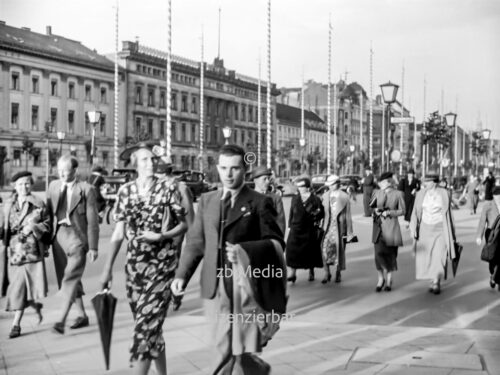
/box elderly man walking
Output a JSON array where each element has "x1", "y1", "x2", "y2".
[{"x1": 47, "y1": 155, "x2": 99, "y2": 334}]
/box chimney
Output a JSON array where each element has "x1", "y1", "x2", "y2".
[
  {"x1": 46, "y1": 26, "x2": 52, "y2": 35},
  {"x1": 21, "y1": 27, "x2": 30, "y2": 31},
  {"x1": 0, "y1": 21, "x2": 6, "y2": 25}
]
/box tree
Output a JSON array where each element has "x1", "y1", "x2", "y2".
[{"x1": 21, "y1": 136, "x2": 35, "y2": 170}]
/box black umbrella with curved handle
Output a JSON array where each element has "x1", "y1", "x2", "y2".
[{"x1": 91, "y1": 289, "x2": 117, "y2": 371}]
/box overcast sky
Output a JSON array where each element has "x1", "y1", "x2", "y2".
[{"x1": 1, "y1": 0, "x2": 499, "y2": 137}]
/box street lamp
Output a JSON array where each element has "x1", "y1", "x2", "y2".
[
  {"x1": 88, "y1": 110, "x2": 101, "y2": 167},
  {"x1": 222, "y1": 126, "x2": 232, "y2": 145},
  {"x1": 380, "y1": 82, "x2": 399, "y2": 171},
  {"x1": 444, "y1": 112, "x2": 457, "y2": 178},
  {"x1": 349, "y1": 145, "x2": 355, "y2": 174},
  {"x1": 44, "y1": 121, "x2": 54, "y2": 192},
  {"x1": 299, "y1": 137, "x2": 306, "y2": 174},
  {"x1": 57, "y1": 131, "x2": 66, "y2": 156}
]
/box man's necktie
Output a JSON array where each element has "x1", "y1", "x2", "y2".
[
  {"x1": 56, "y1": 184, "x2": 68, "y2": 222},
  {"x1": 219, "y1": 191, "x2": 233, "y2": 297}
]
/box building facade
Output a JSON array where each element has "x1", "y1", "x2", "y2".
[{"x1": 0, "y1": 22, "x2": 118, "y2": 184}]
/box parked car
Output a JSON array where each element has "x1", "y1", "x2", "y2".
[
  {"x1": 339, "y1": 175, "x2": 362, "y2": 193},
  {"x1": 172, "y1": 170, "x2": 214, "y2": 201}
]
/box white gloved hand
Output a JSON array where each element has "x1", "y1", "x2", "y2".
[{"x1": 476, "y1": 237, "x2": 482, "y2": 246}]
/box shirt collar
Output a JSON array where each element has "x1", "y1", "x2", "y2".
[
  {"x1": 222, "y1": 183, "x2": 244, "y2": 203},
  {"x1": 62, "y1": 179, "x2": 76, "y2": 190}
]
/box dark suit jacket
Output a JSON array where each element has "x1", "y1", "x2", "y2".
[
  {"x1": 176, "y1": 185, "x2": 286, "y2": 312},
  {"x1": 46, "y1": 179, "x2": 100, "y2": 251},
  {"x1": 371, "y1": 188, "x2": 405, "y2": 246}
]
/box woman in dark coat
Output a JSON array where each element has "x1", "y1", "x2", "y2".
[
  {"x1": 398, "y1": 169, "x2": 420, "y2": 222},
  {"x1": 286, "y1": 177, "x2": 324, "y2": 283}
]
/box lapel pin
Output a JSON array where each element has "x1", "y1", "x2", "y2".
[{"x1": 241, "y1": 206, "x2": 246, "y2": 212}]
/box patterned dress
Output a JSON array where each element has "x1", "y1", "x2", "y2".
[
  {"x1": 114, "y1": 177, "x2": 185, "y2": 362},
  {"x1": 322, "y1": 196, "x2": 338, "y2": 265}
]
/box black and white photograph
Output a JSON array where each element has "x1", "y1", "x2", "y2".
[{"x1": 0, "y1": 0, "x2": 499, "y2": 374}]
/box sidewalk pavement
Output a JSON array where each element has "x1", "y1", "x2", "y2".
[{"x1": 1, "y1": 273, "x2": 499, "y2": 375}]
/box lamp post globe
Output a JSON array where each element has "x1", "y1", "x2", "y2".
[
  {"x1": 380, "y1": 81, "x2": 399, "y2": 105},
  {"x1": 482, "y1": 129, "x2": 491, "y2": 140},
  {"x1": 444, "y1": 112, "x2": 457, "y2": 127},
  {"x1": 222, "y1": 126, "x2": 232, "y2": 145},
  {"x1": 87, "y1": 110, "x2": 101, "y2": 167}
]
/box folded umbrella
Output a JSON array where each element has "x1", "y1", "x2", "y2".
[{"x1": 91, "y1": 289, "x2": 117, "y2": 371}]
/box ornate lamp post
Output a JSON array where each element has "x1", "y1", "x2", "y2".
[
  {"x1": 222, "y1": 126, "x2": 232, "y2": 145},
  {"x1": 379, "y1": 81, "x2": 399, "y2": 172},
  {"x1": 299, "y1": 137, "x2": 306, "y2": 174},
  {"x1": 444, "y1": 111, "x2": 456, "y2": 181},
  {"x1": 88, "y1": 111, "x2": 101, "y2": 167},
  {"x1": 349, "y1": 144, "x2": 355, "y2": 174},
  {"x1": 44, "y1": 121, "x2": 54, "y2": 192},
  {"x1": 57, "y1": 131, "x2": 66, "y2": 156}
]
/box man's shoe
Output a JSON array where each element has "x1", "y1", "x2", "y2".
[
  {"x1": 52, "y1": 322, "x2": 65, "y2": 335},
  {"x1": 70, "y1": 316, "x2": 89, "y2": 329}
]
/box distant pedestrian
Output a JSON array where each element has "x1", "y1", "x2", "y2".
[
  {"x1": 482, "y1": 169, "x2": 496, "y2": 202},
  {"x1": 371, "y1": 172, "x2": 405, "y2": 292},
  {"x1": 47, "y1": 155, "x2": 99, "y2": 334},
  {"x1": 321, "y1": 175, "x2": 354, "y2": 284},
  {"x1": 462, "y1": 175, "x2": 480, "y2": 214},
  {"x1": 251, "y1": 165, "x2": 286, "y2": 235},
  {"x1": 410, "y1": 174, "x2": 457, "y2": 295},
  {"x1": 362, "y1": 167, "x2": 377, "y2": 217},
  {"x1": 398, "y1": 169, "x2": 420, "y2": 222},
  {"x1": 476, "y1": 181, "x2": 500, "y2": 289},
  {"x1": 3, "y1": 171, "x2": 50, "y2": 338},
  {"x1": 100, "y1": 143, "x2": 188, "y2": 375},
  {"x1": 286, "y1": 176, "x2": 324, "y2": 283}
]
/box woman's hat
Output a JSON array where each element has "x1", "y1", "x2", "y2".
[
  {"x1": 119, "y1": 141, "x2": 159, "y2": 161},
  {"x1": 251, "y1": 166, "x2": 272, "y2": 180},
  {"x1": 379, "y1": 171, "x2": 393, "y2": 182},
  {"x1": 423, "y1": 174, "x2": 440, "y2": 183},
  {"x1": 11, "y1": 171, "x2": 32, "y2": 183},
  {"x1": 325, "y1": 175, "x2": 340, "y2": 186},
  {"x1": 295, "y1": 176, "x2": 311, "y2": 188}
]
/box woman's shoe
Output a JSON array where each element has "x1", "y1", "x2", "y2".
[
  {"x1": 375, "y1": 279, "x2": 385, "y2": 292},
  {"x1": 321, "y1": 274, "x2": 332, "y2": 284},
  {"x1": 430, "y1": 282, "x2": 441, "y2": 295},
  {"x1": 9, "y1": 325, "x2": 21, "y2": 339},
  {"x1": 34, "y1": 302, "x2": 43, "y2": 324},
  {"x1": 335, "y1": 270, "x2": 341, "y2": 283},
  {"x1": 490, "y1": 275, "x2": 496, "y2": 289},
  {"x1": 384, "y1": 282, "x2": 392, "y2": 292},
  {"x1": 287, "y1": 275, "x2": 297, "y2": 284}
]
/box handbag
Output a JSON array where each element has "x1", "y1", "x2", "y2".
[{"x1": 451, "y1": 242, "x2": 463, "y2": 278}]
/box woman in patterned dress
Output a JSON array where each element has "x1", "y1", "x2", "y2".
[
  {"x1": 100, "y1": 145, "x2": 187, "y2": 375},
  {"x1": 321, "y1": 175, "x2": 353, "y2": 284},
  {"x1": 3, "y1": 171, "x2": 50, "y2": 338}
]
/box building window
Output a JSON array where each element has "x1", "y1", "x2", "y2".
[
  {"x1": 181, "y1": 123, "x2": 186, "y2": 141},
  {"x1": 248, "y1": 106, "x2": 253, "y2": 122},
  {"x1": 191, "y1": 123, "x2": 196, "y2": 142},
  {"x1": 148, "y1": 119, "x2": 153, "y2": 136},
  {"x1": 102, "y1": 151, "x2": 109, "y2": 165},
  {"x1": 11, "y1": 72, "x2": 20, "y2": 90},
  {"x1": 191, "y1": 96, "x2": 197, "y2": 113},
  {"x1": 85, "y1": 112, "x2": 90, "y2": 135},
  {"x1": 160, "y1": 120, "x2": 165, "y2": 138},
  {"x1": 85, "y1": 85, "x2": 92, "y2": 101},
  {"x1": 33, "y1": 148, "x2": 41, "y2": 166},
  {"x1": 31, "y1": 105, "x2": 39, "y2": 131},
  {"x1": 234, "y1": 104, "x2": 239, "y2": 120},
  {"x1": 171, "y1": 92, "x2": 178, "y2": 110},
  {"x1": 344, "y1": 124, "x2": 348, "y2": 134},
  {"x1": 68, "y1": 82, "x2": 75, "y2": 99},
  {"x1": 345, "y1": 112, "x2": 348, "y2": 119},
  {"x1": 148, "y1": 88, "x2": 155, "y2": 107},
  {"x1": 135, "y1": 86, "x2": 143, "y2": 104},
  {"x1": 13, "y1": 149, "x2": 22, "y2": 167},
  {"x1": 241, "y1": 130, "x2": 245, "y2": 144},
  {"x1": 172, "y1": 122, "x2": 177, "y2": 141},
  {"x1": 160, "y1": 91, "x2": 166, "y2": 108},
  {"x1": 32, "y1": 75, "x2": 39, "y2": 93},
  {"x1": 11, "y1": 103, "x2": 19, "y2": 129},
  {"x1": 100, "y1": 87, "x2": 107, "y2": 104},
  {"x1": 68, "y1": 110, "x2": 75, "y2": 134},
  {"x1": 181, "y1": 94, "x2": 188, "y2": 112},
  {"x1": 100, "y1": 114, "x2": 106, "y2": 135},
  {"x1": 51, "y1": 108, "x2": 57, "y2": 128},
  {"x1": 241, "y1": 105, "x2": 246, "y2": 121},
  {"x1": 135, "y1": 117, "x2": 142, "y2": 135},
  {"x1": 51, "y1": 79, "x2": 58, "y2": 96}
]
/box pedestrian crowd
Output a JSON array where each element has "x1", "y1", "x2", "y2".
[{"x1": 0, "y1": 142, "x2": 499, "y2": 375}]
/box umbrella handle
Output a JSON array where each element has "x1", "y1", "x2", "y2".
[{"x1": 98, "y1": 281, "x2": 112, "y2": 294}]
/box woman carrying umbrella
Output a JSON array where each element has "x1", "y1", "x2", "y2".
[
  {"x1": 100, "y1": 143, "x2": 187, "y2": 375},
  {"x1": 3, "y1": 171, "x2": 50, "y2": 338}
]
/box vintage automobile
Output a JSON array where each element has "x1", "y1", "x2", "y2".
[{"x1": 171, "y1": 169, "x2": 214, "y2": 201}]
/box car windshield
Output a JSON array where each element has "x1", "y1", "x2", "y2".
[{"x1": 312, "y1": 175, "x2": 327, "y2": 183}]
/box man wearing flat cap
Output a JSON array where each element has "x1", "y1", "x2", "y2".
[
  {"x1": 370, "y1": 171, "x2": 405, "y2": 292},
  {"x1": 251, "y1": 166, "x2": 286, "y2": 235}
]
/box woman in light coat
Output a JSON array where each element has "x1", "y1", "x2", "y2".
[
  {"x1": 321, "y1": 175, "x2": 353, "y2": 284},
  {"x1": 410, "y1": 174, "x2": 457, "y2": 294}
]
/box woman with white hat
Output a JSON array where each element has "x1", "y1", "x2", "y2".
[{"x1": 321, "y1": 175, "x2": 354, "y2": 284}]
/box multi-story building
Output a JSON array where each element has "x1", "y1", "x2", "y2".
[
  {"x1": 117, "y1": 41, "x2": 279, "y2": 180},
  {"x1": 275, "y1": 103, "x2": 326, "y2": 177},
  {"x1": 0, "y1": 22, "x2": 118, "y2": 184}
]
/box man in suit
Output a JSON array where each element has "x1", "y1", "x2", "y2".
[
  {"x1": 250, "y1": 166, "x2": 286, "y2": 235},
  {"x1": 47, "y1": 155, "x2": 99, "y2": 334},
  {"x1": 398, "y1": 168, "x2": 420, "y2": 222},
  {"x1": 171, "y1": 145, "x2": 286, "y2": 375},
  {"x1": 362, "y1": 167, "x2": 377, "y2": 217}
]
